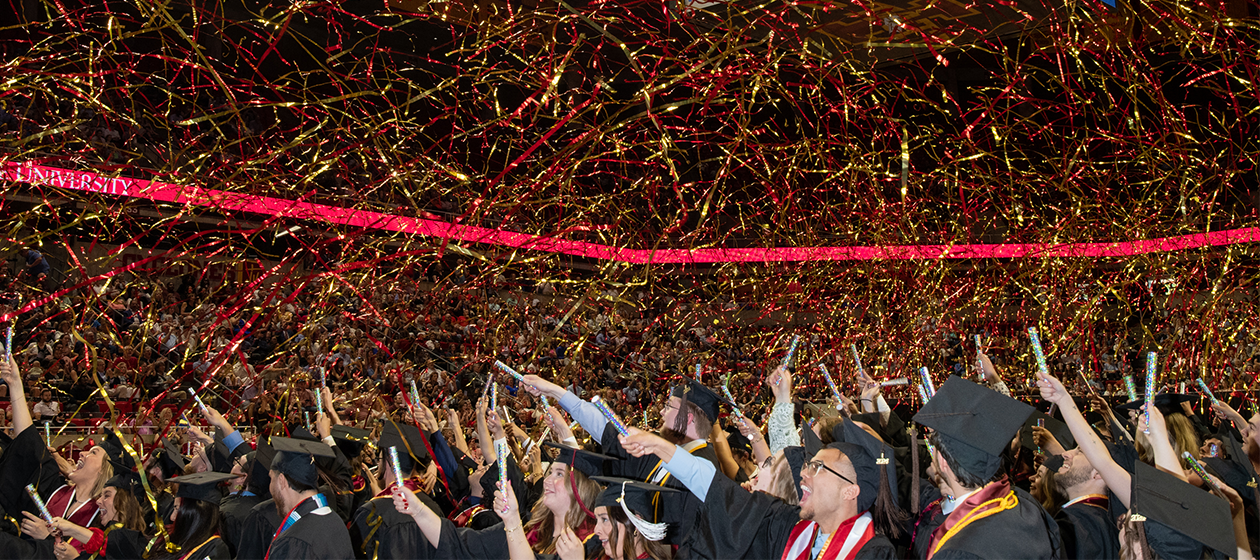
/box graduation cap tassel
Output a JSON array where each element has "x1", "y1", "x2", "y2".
[{"x1": 618, "y1": 482, "x2": 669, "y2": 541}]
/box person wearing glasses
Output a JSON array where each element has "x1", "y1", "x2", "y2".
[{"x1": 617, "y1": 364, "x2": 905, "y2": 560}]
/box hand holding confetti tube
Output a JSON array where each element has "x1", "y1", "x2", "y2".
[
  {"x1": 491, "y1": 381, "x2": 498, "y2": 413},
  {"x1": 1027, "y1": 327, "x2": 1050, "y2": 377},
  {"x1": 782, "y1": 335, "x2": 800, "y2": 370},
  {"x1": 1123, "y1": 376, "x2": 1138, "y2": 401},
  {"x1": 916, "y1": 383, "x2": 930, "y2": 404},
  {"x1": 1195, "y1": 379, "x2": 1220, "y2": 405},
  {"x1": 493, "y1": 360, "x2": 527, "y2": 383},
  {"x1": 190, "y1": 388, "x2": 208, "y2": 412},
  {"x1": 26, "y1": 484, "x2": 53, "y2": 524},
  {"x1": 1144, "y1": 352, "x2": 1157, "y2": 434},
  {"x1": 819, "y1": 363, "x2": 842, "y2": 403},
  {"x1": 4, "y1": 323, "x2": 12, "y2": 361},
  {"x1": 720, "y1": 384, "x2": 744, "y2": 417},
  {"x1": 389, "y1": 446, "x2": 405, "y2": 485},
  {"x1": 1183, "y1": 452, "x2": 1222, "y2": 492},
  {"x1": 850, "y1": 344, "x2": 865, "y2": 378},
  {"x1": 494, "y1": 440, "x2": 510, "y2": 511},
  {"x1": 591, "y1": 396, "x2": 629, "y2": 436}
]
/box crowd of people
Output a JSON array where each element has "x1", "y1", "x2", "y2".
[
  {"x1": 0, "y1": 314, "x2": 1254, "y2": 560},
  {"x1": 0, "y1": 256, "x2": 1256, "y2": 559}
]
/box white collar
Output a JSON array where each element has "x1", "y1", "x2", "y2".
[{"x1": 941, "y1": 487, "x2": 981, "y2": 514}]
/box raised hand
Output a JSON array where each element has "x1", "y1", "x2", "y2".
[
  {"x1": 620, "y1": 427, "x2": 674, "y2": 461},
  {"x1": 1036, "y1": 373, "x2": 1072, "y2": 407},
  {"x1": 766, "y1": 365, "x2": 793, "y2": 404},
  {"x1": 393, "y1": 484, "x2": 425, "y2": 517},
  {"x1": 555, "y1": 525, "x2": 585, "y2": 560},
  {"x1": 522, "y1": 374, "x2": 565, "y2": 400},
  {"x1": 493, "y1": 478, "x2": 520, "y2": 520}
]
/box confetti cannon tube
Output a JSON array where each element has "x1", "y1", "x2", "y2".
[
  {"x1": 1027, "y1": 327, "x2": 1050, "y2": 377},
  {"x1": 782, "y1": 336, "x2": 801, "y2": 369},
  {"x1": 919, "y1": 367, "x2": 935, "y2": 398},
  {"x1": 1183, "y1": 452, "x2": 1222, "y2": 492},
  {"x1": 389, "y1": 446, "x2": 405, "y2": 485},
  {"x1": 880, "y1": 377, "x2": 909, "y2": 387},
  {"x1": 1195, "y1": 379, "x2": 1220, "y2": 406},
  {"x1": 721, "y1": 384, "x2": 744, "y2": 417},
  {"x1": 493, "y1": 360, "x2": 527, "y2": 383},
  {"x1": 26, "y1": 484, "x2": 53, "y2": 524},
  {"x1": 1123, "y1": 376, "x2": 1138, "y2": 402},
  {"x1": 591, "y1": 396, "x2": 629, "y2": 436},
  {"x1": 1144, "y1": 352, "x2": 1157, "y2": 434},
  {"x1": 819, "y1": 363, "x2": 842, "y2": 403}
]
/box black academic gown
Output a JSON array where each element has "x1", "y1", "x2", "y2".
[
  {"x1": 233, "y1": 499, "x2": 282, "y2": 560},
  {"x1": 1054, "y1": 499, "x2": 1119, "y2": 560},
  {"x1": 349, "y1": 487, "x2": 442, "y2": 560},
  {"x1": 928, "y1": 486, "x2": 1061, "y2": 560},
  {"x1": 218, "y1": 492, "x2": 264, "y2": 557},
  {"x1": 687, "y1": 464, "x2": 896, "y2": 560},
  {"x1": 908, "y1": 483, "x2": 946, "y2": 560},
  {"x1": 0, "y1": 427, "x2": 69, "y2": 521},
  {"x1": 430, "y1": 518, "x2": 603, "y2": 560},
  {"x1": 264, "y1": 495, "x2": 355, "y2": 560},
  {"x1": 598, "y1": 426, "x2": 718, "y2": 554}
]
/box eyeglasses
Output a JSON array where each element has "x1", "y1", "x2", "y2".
[{"x1": 804, "y1": 460, "x2": 855, "y2": 485}]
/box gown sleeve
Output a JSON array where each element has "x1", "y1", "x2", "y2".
[
  {"x1": 0, "y1": 426, "x2": 67, "y2": 519},
  {"x1": 690, "y1": 465, "x2": 801, "y2": 560}
]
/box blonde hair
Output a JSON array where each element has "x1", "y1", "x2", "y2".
[
  {"x1": 83, "y1": 457, "x2": 115, "y2": 500},
  {"x1": 1136, "y1": 413, "x2": 1200, "y2": 467},
  {"x1": 524, "y1": 467, "x2": 601, "y2": 554}
]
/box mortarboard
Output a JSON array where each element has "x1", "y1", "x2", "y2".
[
  {"x1": 168, "y1": 471, "x2": 236, "y2": 505},
  {"x1": 105, "y1": 471, "x2": 146, "y2": 500},
  {"x1": 98, "y1": 431, "x2": 137, "y2": 471},
  {"x1": 542, "y1": 441, "x2": 615, "y2": 478},
  {"x1": 1021, "y1": 411, "x2": 1076, "y2": 452},
  {"x1": 727, "y1": 432, "x2": 752, "y2": 456},
  {"x1": 331, "y1": 425, "x2": 372, "y2": 460},
  {"x1": 153, "y1": 438, "x2": 186, "y2": 479},
  {"x1": 1042, "y1": 454, "x2": 1065, "y2": 473},
  {"x1": 671, "y1": 378, "x2": 721, "y2": 423},
  {"x1": 913, "y1": 376, "x2": 1034, "y2": 481},
  {"x1": 801, "y1": 419, "x2": 824, "y2": 457},
  {"x1": 209, "y1": 431, "x2": 250, "y2": 475},
  {"x1": 592, "y1": 476, "x2": 680, "y2": 524},
  {"x1": 830, "y1": 419, "x2": 899, "y2": 511},
  {"x1": 270, "y1": 437, "x2": 335, "y2": 489},
  {"x1": 1115, "y1": 394, "x2": 1195, "y2": 415},
  {"x1": 248, "y1": 438, "x2": 276, "y2": 496},
  {"x1": 1131, "y1": 460, "x2": 1235, "y2": 558},
  {"x1": 379, "y1": 420, "x2": 429, "y2": 474}
]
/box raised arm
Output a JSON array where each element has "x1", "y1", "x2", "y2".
[
  {"x1": 2, "y1": 355, "x2": 33, "y2": 436},
  {"x1": 621, "y1": 427, "x2": 716, "y2": 501},
  {"x1": 445, "y1": 408, "x2": 470, "y2": 456},
  {"x1": 711, "y1": 421, "x2": 742, "y2": 480},
  {"x1": 1038, "y1": 372, "x2": 1132, "y2": 508},
  {"x1": 765, "y1": 365, "x2": 800, "y2": 453},
  {"x1": 523, "y1": 374, "x2": 608, "y2": 442},
  {"x1": 1136, "y1": 405, "x2": 1185, "y2": 482},
  {"x1": 734, "y1": 416, "x2": 772, "y2": 465},
  {"x1": 394, "y1": 484, "x2": 445, "y2": 546}
]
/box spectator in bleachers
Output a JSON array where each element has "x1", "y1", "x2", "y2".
[{"x1": 32, "y1": 388, "x2": 61, "y2": 421}]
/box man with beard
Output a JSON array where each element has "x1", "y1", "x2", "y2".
[
  {"x1": 264, "y1": 437, "x2": 355, "y2": 560},
  {"x1": 524, "y1": 374, "x2": 722, "y2": 554},
  {"x1": 1044, "y1": 449, "x2": 1119, "y2": 559}
]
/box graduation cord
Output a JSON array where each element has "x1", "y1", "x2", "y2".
[
  {"x1": 928, "y1": 491, "x2": 1017, "y2": 557},
  {"x1": 176, "y1": 534, "x2": 221, "y2": 560},
  {"x1": 1060, "y1": 494, "x2": 1108, "y2": 510}
]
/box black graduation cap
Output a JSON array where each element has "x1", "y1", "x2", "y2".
[
  {"x1": 727, "y1": 432, "x2": 752, "y2": 456},
  {"x1": 670, "y1": 378, "x2": 720, "y2": 423},
  {"x1": 379, "y1": 420, "x2": 429, "y2": 474},
  {"x1": 830, "y1": 419, "x2": 899, "y2": 511},
  {"x1": 801, "y1": 419, "x2": 824, "y2": 457},
  {"x1": 153, "y1": 438, "x2": 186, "y2": 479},
  {"x1": 1131, "y1": 460, "x2": 1235, "y2": 558},
  {"x1": 331, "y1": 425, "x2": 372, "y2": 459},
  {"x1": 1115, "y1": 394, "x2": 1196, "y2": 415},
  {"x1": 290, "y1": 427, "x2": 320, "y2": 442},
  {"x1": 209, "y1": 431, "x2": 250, "y2": 475},
  {"x1": 168, "y1": 471, "x2": 236, "y2": 505},
  {"x1": 1042, "y1": 454, "x2": 1066, "y2": 473},
  {"x1": 592, "y1": 476, "x2": 680, "y2": 523},
  {"x1": 105, "y1": 471, "x2": 146, "y2": 500},
  {"x1": 248, "y1": 439, "x2": 276, "y2": 496},
  {"x1": 542, "y1": 441, "x2": 615, "y2": 477},
  {"x1": 782, "y1": 446, "x2": 808, "y2": 500},
  {"x1": 270, "y1": 437, "x2": 335, "y2": 489},
  {"x1": 913, "y1": 376, "x2": 1034, "y2": 481},
  {"x1": 98, "y1": 431, "x2": 137, "y2": 471},
  {"x1": 1020, "y1": 411, "x2": 1076, "y2": 452}
]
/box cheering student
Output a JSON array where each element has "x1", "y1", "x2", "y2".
[
  {"x1": 263, "y1": 437, "x2": 355, "y2": 560},
  {"x1": 391, "y1": 437, "x2": 605, "y2": 560},
  {"x1": 349, "y1": 421, "x2": 443, "y2": 560},
  {"x1": 911, "y1": 376, "x2": 1062, "y2": 559},
  {"x1": 0, "y1": 356, "x2": 135, "y2": 557},
  {"x1": 47, "y1": 472, "x2": 149, "y2": 560},
  {"x1": 523, "y1": 373, "x2": 722, "y2": 554}
]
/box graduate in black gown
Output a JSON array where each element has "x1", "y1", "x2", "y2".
[
  {"x1": 912, "y1": 376, "x2": 1062, "y2": 560},
  {"x1": 349, "y1": 420, "x2": 443, "y2": 560},
  {"x1": 618, "y1": 410, "x2": 903, "y2": 560},
  {"x1": 149, "y1": 471, "x2": 235, "y2": 560},
  {"x1": 522, "y1": 373, "x2": 723, "y2": 556},
  {"x1": 263, "y1": 437, "x2": 355, "y2": 560},
  {"x1": 217, "y1": 445, "x2": 270, "y2": 557},
  {"x1": 1040, "y1": 451, "x2": 1119, "y2": 560}
]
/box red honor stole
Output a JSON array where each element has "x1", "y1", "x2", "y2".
[
  {"x1": 927, "y1": 479, "x2": 1018, "y2": 559},
  {"x1": 780, "y1": 512, "x2": 874, "y2": 560}
]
